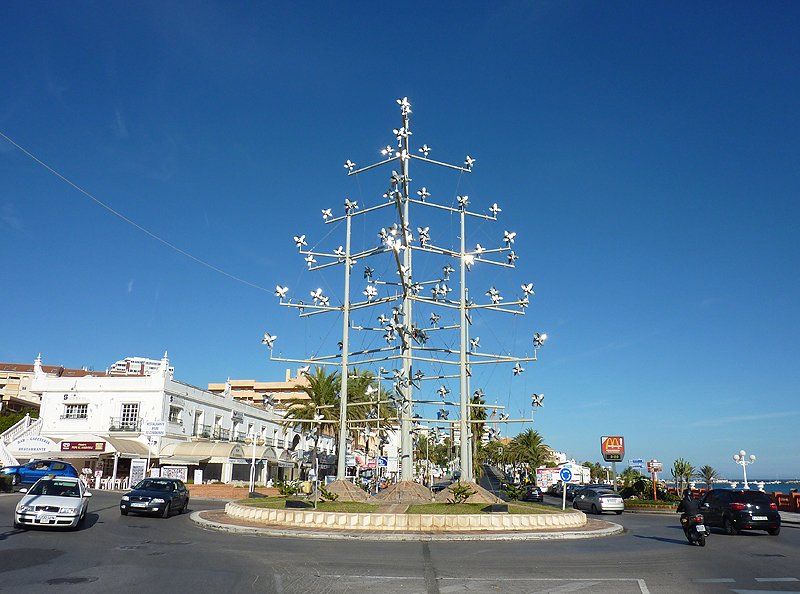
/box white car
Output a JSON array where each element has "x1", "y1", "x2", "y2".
[
  {"x1": 14, "y1": 476, "x2": 92, "y2": 529},
  {"x1": 573, "y1": 487, "x2": 624, "y2": 515}
]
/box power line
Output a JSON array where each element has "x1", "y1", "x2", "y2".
[{"x1": 0, "y1": 130, "x2": 271, "y2": 293}]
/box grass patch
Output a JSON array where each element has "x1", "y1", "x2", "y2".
[
  {"x1": 238, "y1": 498, "x2": 377, "y2": 513},
  {"x1": 624, "y1": 499, "x2": 677, "y2": 508},
  {"x1": 507, "y1": 502, "x2": 562, "y2": 514}
]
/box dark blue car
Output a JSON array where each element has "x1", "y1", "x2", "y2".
[
  {"x1": 120, "y1": 478, "x2": 190, "y2": 518},
  {"x1": 1, "y1": 459, "x2": 79, "y2": 485}
]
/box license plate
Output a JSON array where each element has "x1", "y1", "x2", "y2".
[
  {"x1": 38, "y1": 514, "x2": 56, "y2": 523},
  {"x1": 695, "y1": 524, "x2": 705, "y2": 532},
  {"x1": 131, "y1": 502, "x2": 148, "y2": 508},
  {"x1": 752, "y1": 516, "x2": 768, "y2": 521}
]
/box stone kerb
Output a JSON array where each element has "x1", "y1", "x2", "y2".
[{"x1": 225, "y1": 502, "x2": 586, "y2": 533}]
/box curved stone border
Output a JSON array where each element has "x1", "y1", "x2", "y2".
[
  {"x1": 225, "y1": 501, "x2": 586, "y2": 532},
  {"x1": 192, "y1": 510, "x2": 621, "y2": 541}
]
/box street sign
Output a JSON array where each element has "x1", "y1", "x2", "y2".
[
  {"x1": 601, "y1": 436, "x2": 625, "y2": 462},
  {"x1": 143, "y1": 420, "x2": 167, "y2": 436},
  {"x1": 559, "y1": 467, "x2": 573, "y2": 482},
  {"x1": 647, "y1": 459, "x2": 663, "y2": 473}
]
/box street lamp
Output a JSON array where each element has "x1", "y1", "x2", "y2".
[
  {"x1": 733, "y1": 450, "x2": 756, "y2": 490},
  {"x1": 246, "y1": 430, "x2": 257, "y2": 496}
]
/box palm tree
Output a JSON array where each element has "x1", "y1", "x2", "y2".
[
  {"x1": 509, "y1": 429, "x2": 550, "y2": 480},
  {"x1": 470, "y1": 390, "x2": 487, "y2": 480},
  {"x1": 698, "y1": 465, "x2": 718, "y2": 490},
  {"x1": 671, "y1": 458, "x2": 693, "y2": 493},
  {"x1": 619, "y1": 466, "x2": 643, "y2": 488}
]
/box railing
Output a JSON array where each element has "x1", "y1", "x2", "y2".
[
  {"x1": 60, "y1": 413, "x2": 88, "y2": 420},
  {"x1": 109, "y1": 417, "x2": 141, "y2": 432},
  {"x1": 213, "y1": 427, "x2": 230, "y2": 441},
  {"x1": 1, "y1": 413, "x2": 35, "y2": 444},
  {"x1": 193, "y1": 424, "x2": 213, "y2": 439}
]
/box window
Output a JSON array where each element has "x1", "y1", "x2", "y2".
[
  {"x1": 51, "y1": 462, "x2": 66, "y2": 471},
  {"x1": 63, "y1": 403, "x2": 88, "y2": 419},
  {"x1": 169, "y1": 406, "x2": 182, "y2": 424},
  {"x1": 121, "y1": 403, "x2": 139, "y2": 427}
]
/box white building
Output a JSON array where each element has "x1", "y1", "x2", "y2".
[
  {"x1": 107, "y1": 356, "x2": 173, "y2": 377},
  {"x1": 4, "y1": 353, "x2": 335, "y2": 485}
]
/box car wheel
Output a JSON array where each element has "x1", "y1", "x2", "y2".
[
  {"x1": 768, "y1": 526, "x2": 780, "y2": 536},
  {"x1": 180, "y1": 500, "x2": 188, "y2": 514},
  {"x1": 591, "y1": 504, "x2": 599, "y2": 515},
  {"x1": 724, "y1": 517, "x2": 738, "y2": 535},
  {"x1": 13, "y1": 521, "x2": 25, "y2": 530},
  {"x1": 615, "y1": 511, "x2": 623, "y2": 515},
  {"x1": 12, "y1": 474, "x2": 20, "y2": 486},
  {"x1": 120, "y1": 509, "x2": 128, "y2": 516},
  {"x1": 161, "y1": 503, "x2": 171, "y2": 518}
]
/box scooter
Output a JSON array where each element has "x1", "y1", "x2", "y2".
[{"x1": 681, "y1": 513, "x2": 710, "y2": 546}]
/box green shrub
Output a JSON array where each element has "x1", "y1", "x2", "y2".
[
  {"x1": 502, "y1": 483, "x2": 524, "y2": 501},
  {"x1": 275, "y1": 479, "x2": 300, "y2": 497},
  {"x1": 0, "y1": 475, "x2": 12, "y2": 493},
  {"x1": 319, "y1": 485, "x2": 339, "y2": 502},
  {"x1": 447, "y1": 482, "x2": 476, "y2": 504}
]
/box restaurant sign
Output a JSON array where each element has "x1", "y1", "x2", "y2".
[{"x1": 61, "y1": 441, "x2": 106, "y2": 452}]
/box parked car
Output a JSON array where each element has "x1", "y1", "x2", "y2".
[
  {"x1": 700, "y1": 489, "x2": 781, "y2": 536},
  {"x1": 14, "y1": 476, "x2": 91, "y2": 529},
  {"x1": 431, "y1": 481, "x2": 451, "y2": 493},
  {"x1": 521, "y1": 485, "x2": 544, "y2": 502},
  {"x1": 566, "y1": 484, "x2": 583, "y2": 500},
  {"x1": 573, "y1": 488, "x2": 624, "y2": 514},
  {"x1": 120, "y1": 478, "x2": 189, "y2": 518},
  {"x1": 1, "y1": 459, "x2": 79, "y2": 486}
]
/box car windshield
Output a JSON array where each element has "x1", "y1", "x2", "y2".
[
  {"x1": 730, "y1": 491, "x2": 771, "y2": 504},
  {"x1": 134, "y1": 479, "x2": 174, "y2": 491},
  {"x1": 596, "y1": 490, "x2": 617, "y2": 496},
  {"x1": 27, "y1": 479, "x2": 80, "y2": 497}
]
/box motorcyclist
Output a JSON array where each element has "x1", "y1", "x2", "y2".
[{"x1": 677, "y1": 488, "x2": 702, "y2": 537}]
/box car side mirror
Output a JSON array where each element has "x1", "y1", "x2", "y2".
[
  {"x1": 19, "y1": 488, "x2": 28, "y2": 493},
  {"x1": 84, "y1": 492, "x2": 93, "y2": 497}
]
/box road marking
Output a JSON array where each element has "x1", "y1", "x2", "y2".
[
  {"x1": 755, "y1": 577, "x2": 799, "y2": 582},
  {"x1": 693, "y1": 578, "x2": 736, "y2": 583}
]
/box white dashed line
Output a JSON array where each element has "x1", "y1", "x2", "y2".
[{"x1": 755, "y1": 577, "x2": 799, "y2": 582}]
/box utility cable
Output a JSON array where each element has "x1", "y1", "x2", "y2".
[{"x1": 0, "y1": 130, "x2": 272, "y2": 293}]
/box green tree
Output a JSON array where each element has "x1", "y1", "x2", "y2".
[
  {"x1": 509, "y1": 429, "x2": 550, "y2": 479},
  {"x1": 283, "y1": 368, "x2": 341, "y2": 467},
  {"x1": 698, "y1": 465, "x2": 717, "y2": 490},
  {"x1": 470, "y1": 390, "x2": 487, "y2": 480},
  {"x1": 619, "y1": 466, "x2": 644, "y2": 488},
  {"x1": 671, "y1": 457, "x2": 693, "y2": 493}
]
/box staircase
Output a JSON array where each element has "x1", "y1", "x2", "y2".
[{"x1": 1, "y1": 414, "x2": 43, "y2": 466}]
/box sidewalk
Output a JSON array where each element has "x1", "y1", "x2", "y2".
[
  {"x1": 781, "y1": 511, "x2": 800, "y2": 525},
  {"x1": 191, "y1": 510, "x2": 624, "y2": 541}
]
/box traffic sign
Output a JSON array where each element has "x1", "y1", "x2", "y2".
[
  {"x1": 630, "y1": 458, "x2": 645, "y2": 469},
  {"x1": 601, "y1": 435, "x2": 625, "y2": 462},
  {"x1": 559, "y1": 467, "x2": 573, "y2": 482},
  {"x1": 143, "y1": 420, "x2": 167, "y2": 437},
  {"x1": 647, "y1": 459, "x2": 663, "y2": 473}
]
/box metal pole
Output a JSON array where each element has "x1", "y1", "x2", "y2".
[
  {"x1": 742, "y1": 460, "x2": 749, "y2": 490},
  {"x1": 400, "y1": 106, "x2": 414, "y2": 481},
  {"x1": 458, "y1": 209, "x2": 472, "y2": 482},
  {"x1": 611, "y1": 461, "x2": 617, "y2": 491},
  {"x1": 562, "y1": 481, "x2": 567, "y2": 511},
  {"x1": 146, "y1": 437, "x2": 152, "y2": 477},
  {"x1": 249, "y1": 434, "x2": 256, "y2": 495},
  {"x1": 336, "y1": 214, "x2": 353, "y2": 480}
]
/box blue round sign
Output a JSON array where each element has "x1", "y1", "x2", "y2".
[{"x1": 559, "y1": 468, "x2": 573, "y2": 482}]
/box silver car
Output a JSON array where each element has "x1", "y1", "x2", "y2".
[
  {"x1": 573, "y1": 488, "x2": 624, "y2": 515},
  {"x1": 14, "y1": 476, "x2": 92, "y2": 529}
]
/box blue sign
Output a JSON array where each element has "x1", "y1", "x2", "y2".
[
  {"x1": 559, "y1": 467, "x2": 573, "y2": 482},
  {"x1": 631, "y1": 458, "x2": 645, "y2": 469},
  {"x1": 378, "y1": 456, "x2": 388, "y2": 468}
]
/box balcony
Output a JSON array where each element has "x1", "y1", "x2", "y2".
[
  {"x1": 109, "y1": 417, "x2": 141, "y2": 432},
  {"x1": 192, "y1": 424, "x2": 213, "y2": 439}
]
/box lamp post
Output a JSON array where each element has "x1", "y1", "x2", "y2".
[
  {"x1": 733, "y1": 450, "x2": 756, "y2": 490},
  {"x1": 247, "y1": 431, "x2": 257, "y2": 496}
]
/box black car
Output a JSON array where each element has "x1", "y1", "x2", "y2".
[
  {"x1": 700, "y1": 489, "x2": 781, "y2": 536},
  {"x1": 120, "y1": 478, "x2": 190, "y2": 518},
  {"x1": 521, "y1": 485, "x2": 543, "y2": 502}
]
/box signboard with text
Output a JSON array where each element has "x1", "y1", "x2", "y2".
[
  {"x1": 142, "y1": 420, "x2": 167, "y2": 436},
  {"x1": 61, "y1": 441, "x2": 105, "y2": 452},
  {"x1": 129, "y1": 458, "x2": 147, "y2": 486},
  {"x1": 647, "y1": 460, "x2": 663, "y2": 473},
  {"x1": 630, "y1": 458, "x2": 645, "y2": 469},
  {"x1": 600, "y1": 436, "x2": 625, "y2": 462}
]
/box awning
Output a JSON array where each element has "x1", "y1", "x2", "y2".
[
  {"x1": 160, "y1": 457, "x2": 207, "y2": 466},
  {"x1": 104, "y1": 436, "x2": 150, "y2": 458},
  {"x1": 159, "y1": 441, "x2": 245, "y2": 463}
]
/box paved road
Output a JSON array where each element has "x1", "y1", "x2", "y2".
[{"x1": 1, "y1": 490, "x2": 799, "y2": 593}]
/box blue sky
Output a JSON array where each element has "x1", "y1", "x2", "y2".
[{"x1": 1, "y1": 2, "x2": 798, "y2": 478}]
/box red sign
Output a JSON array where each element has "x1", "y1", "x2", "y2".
[
  {"x1": 61, "y1": 441, "x2": 106, "y2": 452},
  {"x1": 600, "y1": 436, "x2": 625, "y2": 462}
]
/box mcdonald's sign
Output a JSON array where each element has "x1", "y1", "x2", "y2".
[{"x1": 601, "y1": 435, "x2": 625, "y2": 462}]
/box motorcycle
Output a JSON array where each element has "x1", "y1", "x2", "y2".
[{"x1": 681, "y1": 513, "x2": 709, "y2": 546}]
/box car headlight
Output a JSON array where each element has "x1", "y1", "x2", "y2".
[
  {"x1": 16, "y1": 504, "x2": 33, "y2": 513},
  {"x1": 121, "y1": 495, "x2": 129, "y2": 501},
  {"x1": 59, "y1": 507, "x2": 78, "y2": 514},
  {"x1": 151, "y1": 498, "x2": 166, "y2": 504}
]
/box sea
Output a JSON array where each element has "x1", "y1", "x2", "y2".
[{"x1": 673, "y1": 480, "x2": 800, "y2": 493}]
